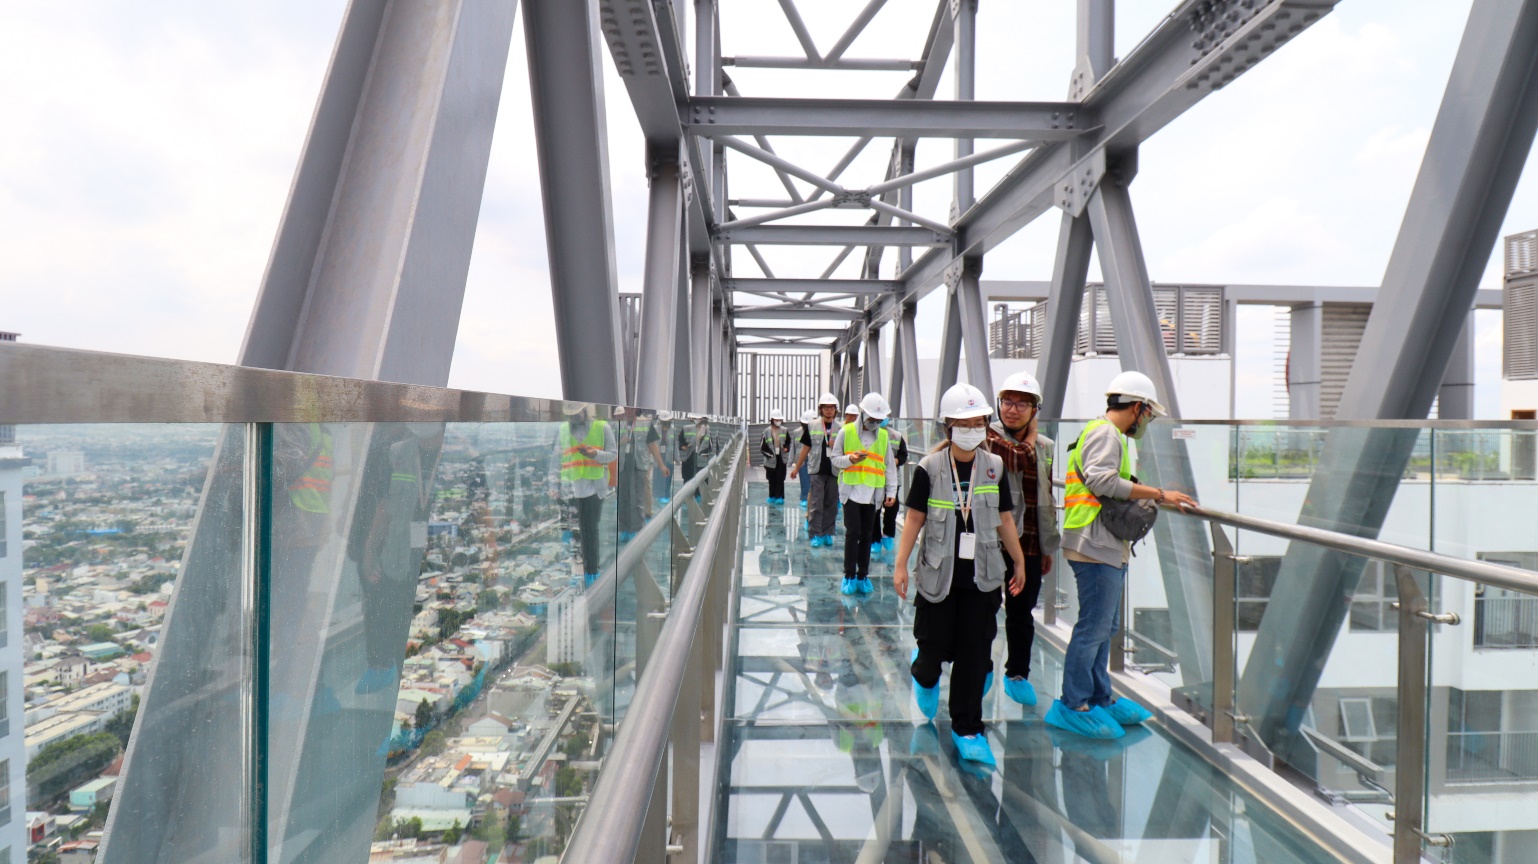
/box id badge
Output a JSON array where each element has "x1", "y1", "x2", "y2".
[{"x1": 958, "y1": 531, "x2": 976, "y2": 560}]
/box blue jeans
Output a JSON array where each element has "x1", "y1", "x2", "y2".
[
  {"x1": 798, "y1": 469, "x2": 811, "y2": 502},
  {"x1": 1061, "y1": 558, "x2": 1125, "y2": 710}
]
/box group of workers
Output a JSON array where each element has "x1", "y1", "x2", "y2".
[{"x1": 758, "y1": 369, "x2": 1196, "y2": 766}]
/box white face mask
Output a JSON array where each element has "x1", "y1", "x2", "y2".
[{"x1": 951, "y1": 427, "x2": 987, "y2": 451}]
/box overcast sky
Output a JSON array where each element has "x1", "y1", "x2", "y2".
[{"x1": 1, "y1": 1, "x2": 1534, "y2": 418}]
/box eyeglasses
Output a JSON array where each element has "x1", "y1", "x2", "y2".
[{"x1": 998, "y1": 398, "x2": 1038, "y2": 411}]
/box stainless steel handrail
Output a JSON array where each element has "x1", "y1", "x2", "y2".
[
  {"x1": 561, "y1": 443, "x2": 744, "y2": 863},
  {"x1": 1174, "y1": 501, "x2": 1538, "y2": 597}
]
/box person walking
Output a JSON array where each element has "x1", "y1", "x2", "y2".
[
  {"x1": 870, "y1": 424, "x2": 909, "y2": 555},
  {"x1": 790, "y1": 393, "x2": 842, "y2": 547},
  {"x1": 830, "y1": 393, "x2": 898, "y2": 596},
  {"x1": 1045, "y1": 371, "x2": 1196, "y2": 739},
  {"x1": 985, "y1": 372, "x2": 1060, "y2": 708},
  {"x1": 677, "y1": 414, "x2": 716, "y2": 485},
  {"x1": 552, "y1": 404, "x2": 618, "y2": 587},
  {"x1": 796, "y1": 409, "x2": 815, "y2": 509},
  {"x1": 760, "y1": 409, "x2": 791, "y2": 504},
  {"x1": 893, "y1": 384, "x2": 1028, "y2": 767},
  {"x1": 652, "y1": 411, "x2": 675, "y2": 505}
]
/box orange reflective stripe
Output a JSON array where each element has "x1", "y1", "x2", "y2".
[{"x1": 1062, "y1": 494, "x2": 1099, "y2": 507}]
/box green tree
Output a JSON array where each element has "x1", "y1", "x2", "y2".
[
  {"x1": 442, "y1": 819, "x2": 463, "y2": 845},
  {"x1": 393, "y1": 816, "x2": 423, "y2": 839},
  {"x1": 85, "y1": 624, "x2": 116, "y2": 643},
  {"x1": 420, "y1": 729, "x2": 447, "y2": 757},
  {"x1": 415, "y1": 698, "x2": 433, "y2": 731},
  {"x1": 104, "y1": 694, "x2": 140, "y2": 747},
  {"x1": 477, "y1": 589, "x2": 499, "y2": 612}
]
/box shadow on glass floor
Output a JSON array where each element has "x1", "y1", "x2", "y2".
[{"x1": 715, "y1": 483, "x2": 1342, "y2": 864}]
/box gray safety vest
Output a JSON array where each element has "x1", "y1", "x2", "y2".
[{"x1": 914, "y1": 448, "x2": 1006, "y2": 602}]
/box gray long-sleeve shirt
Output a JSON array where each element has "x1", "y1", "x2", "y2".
[
  {"x1": 1061, "y1": 418, "x2": 1134, "y2": 566},
  {"x1": 830, "y1": 423, "x2": 899, "y2": 505}
]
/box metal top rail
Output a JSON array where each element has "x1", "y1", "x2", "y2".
[{"x1": 0, "y1": 342, "x2": 743, "y2": 424}]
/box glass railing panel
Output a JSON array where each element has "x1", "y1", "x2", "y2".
[
  {"x1": 10, "y1": 424, "x2": 247, "y2": 864},
  {"x1": 1425, "y1": 428, "x2": 1538, "y2": 857}
]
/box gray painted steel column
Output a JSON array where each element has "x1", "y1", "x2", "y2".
[
  {"x1": 1087, "y1": 175, "x2": 1214, "y2": 688},
  {"x1": 238, "y1": 0, "x2": 516, "y2": 386},
  {"x1": 1438, "y1": 315, "x2": 1476, "y2": 419},
  {"x1": 637, "y1": 151, "x2": 684, "y2": 410},
  {"x1": 674, "y1": 231, "x2": 695, "y2": 410},
  {"x1": 524, "y1": 0, "x2": 626, "y2": 404},
  {"x1": 956, "y1": 257, "x2": 994, "y2": 394},
  {"x1": 899, "y1": 305, "x2": 924, "y2": 416},
  {"x1": 1241, "y1": 0, "x2": 1538, "y2": 760},
  {"x1": 1076, "y1": 0, "x2": 1114, "y2": 84},
  {"x1": 1038, "y1": 212, "x2": 1093, "y2": 416},
  {"x1": 692, "y1": 257, "x2": 713, "y2": 412},
  {"x1": 933, "y1": 288, "x2": 964, "y2": 415},
  {"x1": 953, "y1": 0, "x2": 977, "y2": 210},
  {"x1": 865, "y1": 325, "x2": 885, "y2": 401},
  {"x1": 888, "y1": 320, "x2": 906, "y2": 416}
]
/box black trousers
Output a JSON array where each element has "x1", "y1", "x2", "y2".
[
  {"x1": 842, "y1": 500, "x2": 878, "y2": 577},
  {"x1": 881, "y1": 498, "x2": 899, "y2": 539},
  {"x1": 765, "y1": 463, "x2": 786, "y2": 499},
  {"x1": 911, "y1": 575, "x2": 1002, "y2": 736},
  {"x1": 575, "y1": 493, "x2": 604, "y2": 574},
  {"x1": 1003, "y1": 552, "x2": 1045, "y2": 680}
]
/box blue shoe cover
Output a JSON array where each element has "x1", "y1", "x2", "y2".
[
  {"x1": 983, "y1": 671, "x2": 993, "y2": 698},
  {"x1": 856, "y1": 577, "x2": 873, "y2": 595},
  {"x1": 909, "y1": 649, "x2": 940, "y2": 719},
  {"x1": 355, "y1": 664, "x2": 398, "y2": 695},
  {"x1": 560, "y1": 530, "x2": 573, "y2": 544},
  {"x1": 658, "y1": 497, "x2": 670, "y2": 505},
  {"x1": 881, "y1": 537, "x2": 895, "y2": 552},
  {"x1": 871, "y1": 541, "x2": 883, "y2": 554},
  {"x1": 584, "y1": 571, "x2": 599, "y2": 587},
  {"x1": 840, "y1": 577, "x2": 859, "y2": 596},
  {"x1": 840, "y1": 595, "x2": 859, "y2": 611},
  {"x1": 1004, "y1": 676, "x2": 1038, "y2": 707},
  {"x1": 799, "y1": 499, "x2": 808, "y2": 508},
  {"x1": 1105, "y1": 698, "x2": 1153, "y2": 725},
  {"x1": 910, "y1": 722, "x2": 941, "y2": 755},
  {"x1": 951, "y1": 730, "x2": 997, "y2": 767},
  {"x1": 1044, "y1": 700, "x2": 1125, "y2": 740}
]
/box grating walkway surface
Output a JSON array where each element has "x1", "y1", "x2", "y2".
[{"x1": 712, "y1": 482, "x2": 1342, "y2": 863}]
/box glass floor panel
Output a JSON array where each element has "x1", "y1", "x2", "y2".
[{"x1": 714, "y1": 483, "x2": 1341, "y2": 863}]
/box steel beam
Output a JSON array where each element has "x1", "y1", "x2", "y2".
[
  {"x1": 726, "y1": 278, "x2": 901, "y2": 296},
  {"x1": 1037, "y1": 213, "x2": 1094, "y2": 416},
  {"x1": 888, "y1": 318, "x2": 906, "y2": 415},
  {"x1": 865, "y1": 325, "x2": 885, "y2": 400},
  {"x1": 932, "y1": 287, "x2": 963, "y2": 416},
  {"x1": 691, "y1": 257, "x2": 713, "y2": 412},
  {"x1": 955, "y1": 257, "x2": 993, "y2": 394},
  {"x1": 732, "y1": 306, "x2": 864, "y2": 321},
  {"x1": 636, "y1": 152, "x2": 684, "y2": 410},
  {"x1": 954, "y1": 0, "x2": 978, "y2": 211},
  {"x1": 1241, "y1": 0, "x2": 1538, "y2": 763},
  {"x1": 1087, "y1": 175, "x2": 1214, "y2": 689},
  {"x1": 737, "y1": 327, "x2": 848, "y2": 340},
  {"x1": 1439, "y1": 316, "x2": 1475, "y2": 419},
  {"x1": 831, "y1": 0, "x2": 1341, "y2": 353},
  {"x1": 736, "y1": 340, "x2": 831, "y2": 351},
  {"x1": 715, "y1": 225, "x2": 950, "y2": 247},
  {"x1": 899, "y1": 304, "x2": 924, "y2": 416},
  {"x1": 687, "y1": 96, "x2": 1085, "y2": 139},
  {"x1": 673, "y1": 228, "x2": 694, "y2": 410},
  {"x1": 524, "y1": 0, "x2": 625, "y2": 403}
]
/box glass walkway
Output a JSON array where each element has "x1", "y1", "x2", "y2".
[{"x1": 715, "y1": 481, "x2": 1342, "y2": 864}]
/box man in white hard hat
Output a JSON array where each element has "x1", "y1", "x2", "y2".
[
  {"x1": 843, "y1": 403, "x2": 860, "y2": 426},
  {"x1": 676, "y1": 413, "x2": 716, "y2": 486},
  {"x1": 1046, "y1": 370, "x2": 1196, "y2": 740},
  {"x1": 982, "y1": 371, "x2": 1060, "y2": 708},
  {"x1": 759, "y1": 409, "x2": 791, "y2": 504},
  {"x1": 790, "y1": 393, "x2": 843, "y2": 547},
  {"x1": 893, "y1": 383, "x2": 1028, "y2": 767},
  {"x1": 830, "y1": 392, "x2": 898, "y2": 595},
  {"x1": 796, "y1": 409, "x2": 816, "y2": 509},
  {"x1": 551, "y1": 403, "x2": 618, "y2": 587}
]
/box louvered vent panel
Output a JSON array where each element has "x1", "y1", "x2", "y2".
[
  {"x1": 1506, "y1": 278, "x2": 1538, "y2": 380},
  {"x1": 1319, "y1": 304, "x2": 1370, "y2": 419},
  {"x1": 1154, "y1": 288, "x2": 1180, "y2": 354},
  {"x1": 1179, "y1": 288, "x2": 1225, "y2": 354},
  {"x1": 1093, "y1": 286, "x2": 1117, "y2": 354},
  {"x1": 1508, "y1": 230, "x2": 1538, "y2": 277}
]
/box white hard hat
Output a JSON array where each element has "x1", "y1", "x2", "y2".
[
  {"x1": 1106, "y1": 370, "x2": 1167, "y2": 417},
  {"x1": 769, "y1": 409, "x2": 785, "y2": 421},
  {"x1": 938, "y1": 383, "x2": 993, "y2": 421},
  {"x1": 997, "y1": 371, "x2": 1042, "y2": 402},
  {"x1": 858, "y1": 392, "x2": 891, "y2": 420},
  {"x1": 843, "y1": 403, "x2": 860, "y2": 416},
  {"x1": 800, "y1": 410, "x2": 816, "y2": 424},
  {"x1": 561, "y1": 402, "x2": 589, "y2": 416},
  {"x1": 817, "y1": 392, "x2": 839, "y2": 407}
]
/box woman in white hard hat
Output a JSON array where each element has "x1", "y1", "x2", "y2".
[
  {"x1": 760, "y1": 409, "x2": 791, "y2": 504},
  {"x1": 830, "y1": 393, "x2": 898, "y2": 596},
  {"x1": 790, "y1": 393, "x2": 843, "y2": 547},
  {"x1": 1047, "y1": 370, "x2": 1196, "y2": 740},
  {"x1": 894, "y1": 383, "x2": 1028, "y2": 767},
  {"x1": 796, "y1": 410, "x2": 816, "y2": 509},
  {"x1": 984, "y1": 371, "x2": 1060, "y2": 709}
]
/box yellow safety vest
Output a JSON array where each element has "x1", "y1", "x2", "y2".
[
  {"x1": 560, "y1": 421, "x2": 608, "y2": 482},
  {"x1": 841, "y1": 424, "x2": 889, "y2": 488},
  {"x1": 1063, "y1": 418, "x2": 1131, "y2": 530},
  {"x1": 287, "y1": 423, "x2": 334, "y2": 514}
]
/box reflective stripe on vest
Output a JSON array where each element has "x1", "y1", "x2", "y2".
[
  {"x1": 287, "y1": 423, "x2": 334, "y2": 514},
  {"x1": 560, "y1": 421, "x2": 608, "y2": 481},
  {"x1": 841, "y1": 424, "x2": 888, "y2": 487},
  {"x1": 1062, "y1": 418, "x2": 1131, "y2": 531}
]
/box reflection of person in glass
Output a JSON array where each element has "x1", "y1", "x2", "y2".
[
  {"x1": 893, "y1": 383, "x2": 1028, "y2": 768},
  {"x1": 651, "y1": 411, "x2": 675, "y2": 505},
  {"x1": 551, "y1": 404, "x2": 617, "y2": 587},
  {"x1": 676, "y1": 414, "x2": 715, "y2": 484},
  {"x1": 350, "y1": 423, "x2": 443, "y2": 696},
  {"x1": 759, "y1": 409, "x2": 791, "y2": 504},
  {"x1": 615, "y1": 408, "x2": 664, "y2": 541}
]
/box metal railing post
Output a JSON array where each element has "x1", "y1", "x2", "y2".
[
  {"x1": 1391, "y1": 565, "x2": 1453, "y2": 861},
  {"x1": 1209, "y1": 523, "x2": 1240, "y2": 744},
  {"x1": 242, "y1": 423, "x2": 272, "y2": 864}
]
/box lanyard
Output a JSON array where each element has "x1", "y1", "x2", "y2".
[{"x1": 949, "y1": 453, "x2": 973, "y2": 527}]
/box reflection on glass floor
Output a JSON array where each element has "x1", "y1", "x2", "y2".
[{"x1": 716, "y1": 483, "x2": 1339, "y2": 863}]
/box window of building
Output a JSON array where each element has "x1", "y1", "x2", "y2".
[
  {"x1": 0, "y1": 672, "x2": 8, "y2": 739},
  {"x1": 1336, "y1": 695, "x2": 1397, "y2": 767},
  {"x1": 1236, "y1": 556, "x2": 1280, "y2": 632},
  {"x1": 1447, "y1": 689, "x2": 1538, "y2": 783},
  {"x1": 1349, "y1": 561, "x2": 1399, "y2": 632},
  {"x1": 1475, "y1": 553, "x2": 1538, "y2": 648},
  {"x1": 0, "y1": 490, "x2": 6, "y2": 558},
  {"x1": 0, "y1": 584, "x2": 8, "y2": 650},
  {"x1": 0, "y1": 760, "x2": 11, "y2": 826}
]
